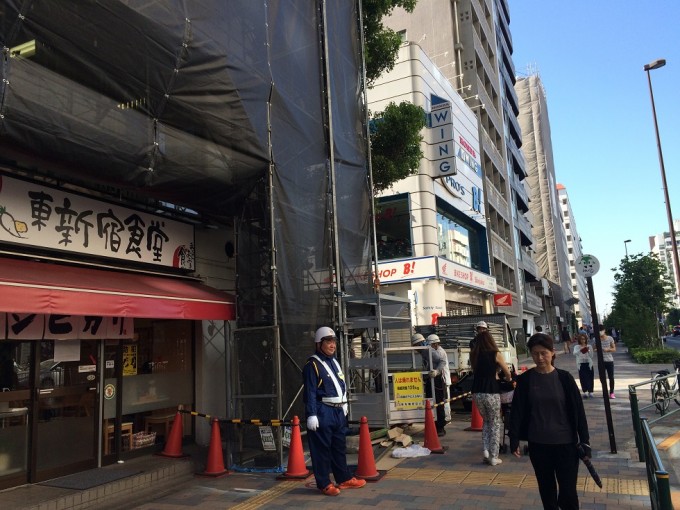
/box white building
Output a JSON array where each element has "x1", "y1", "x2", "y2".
[
  {"x1": 557, "y1": 184, "x2": 592, "y2": 327},
  {"x1": 649, "y1": 218, "x2": 680, "y2": 308},
  {"x1": 369, "y1": 43, "x2": 497, "y2": 327}
]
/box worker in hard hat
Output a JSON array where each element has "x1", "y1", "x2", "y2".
[{"x1": 427, "y1": 334, "x2": 451, "y2": 436}]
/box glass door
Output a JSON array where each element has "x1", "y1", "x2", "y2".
[{"x1": 33, "y1": 340, "x2": 98, "y2": 480}]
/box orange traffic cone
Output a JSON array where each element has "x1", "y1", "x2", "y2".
[
  {"x1": 465, "y1": 400, "x2": 483, "y2": 432},
  {"x1": 197, "y1": 417, "x2": 229, "y2": 477},
  {"x1": 280, "y1": 416, "x2": 310, "y2": 479},
  {"x1": 423, "y1": 400, "x2": 444, "y2": 454},
  {"x1": 355, "y1": 416, "x2": 380, "y2": 480},
  {"x1": 157, "y1": 410, "x2": 188, "y2": 458}
]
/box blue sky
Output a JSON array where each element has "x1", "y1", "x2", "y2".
[{"x1": 509, "y1": 1, "x2": 680, "y2": 320}]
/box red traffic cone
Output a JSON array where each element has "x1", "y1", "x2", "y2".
[
  {"x1": 423, "y1": 400, "x2": 444, "y2": 454},
  {"x1": 465, "y1": 400, "x2": 483, "y2": 431},
  {"x1": 355, "y1": 416, "x2": 380, "y2": 480},
  {"x1": 157, "y1": 411, "x2": 188, "y2": 458},
  {"x1": 197, "y1": 417, "x2": 229, "y2": 477},
  {"x1": 281, "y1": 416, "x2": 309, "y2": 479}
]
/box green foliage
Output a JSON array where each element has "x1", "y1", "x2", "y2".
[
  {"x1": 362, "y1": 0, "x2": 418, "y2": 86},
  {"x1": 666, "y1": 308, "x2": 680, "y2": 331},
  {"x1": 609, "y1": 254, "x2": 674, "y2": 348},
  {"x1": 370, "y1": 102, "x2": 425, "y2": 193},
  {"x1": 629, "y1": 347, "x2": 680, "y2": 364}
]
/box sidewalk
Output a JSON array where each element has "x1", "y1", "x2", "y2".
[{"x1": 2, "y1": 343, "x2": 678, "y2": 509}]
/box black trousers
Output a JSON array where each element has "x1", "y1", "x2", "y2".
[
  {"x1": 528, "y1": 442, "x2": 580, "y2": 510},
  {"x1": 602, "y1": 361, "x2": 615, "y2": 392},
  {"x1": 578, "y1": 363, "x2": 594, "y2": 393}
]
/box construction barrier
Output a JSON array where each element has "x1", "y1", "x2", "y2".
[
  {"x1": 465, "y1": 400, "x2": 483, "y2": 432},
  {"x1": 355, "y1": 416, "x2": 381, "y2": 480},
  {"x1": 197, "y1": 417, "x2": 229, "y2": 477},
  {"x1": 279, "y1": 416, "x2": 310, "y2": 479},
  {"x1": 156, "y1": 410, "x2": 188, "y2": 458},
  {"x1": 423, "y1": 400, "x2": 444, "y2": 454}
]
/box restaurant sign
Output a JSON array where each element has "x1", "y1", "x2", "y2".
[{"x1": 0, "y1": 175, "x2": 195, "y2": 269}]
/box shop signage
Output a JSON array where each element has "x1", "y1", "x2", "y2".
[
  {"x1": 0, "y1": 174, "x2": 195, "y2": 269},
  {"x1": 494, "y1": 293, "x2": 512, "y2": 306},
  {"x1": 437, "y1": 258, "x2": 497, "y2": 292},
  {"x1": 376, "y1": 256, "x2": 437, "y2": 283},
  {"x1": 4, "y1": 313, "x2": 133, "y2": 340},
  {"x1": 393, "y1": 371, "x2": 424, "y2": 410},
  {"x1": 457, "y1": 135, "x2": 482, "y2": 175},
  {"x1": 428, "y1": 102, "x2": 456, "y2": 176},
  {"x1": 123, "y1": 344, "x2": 138, "y2": 376}
]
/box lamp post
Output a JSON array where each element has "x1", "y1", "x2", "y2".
[
  {"x1": 644, "y1": 58, "x2": 680, "y2": 300},
  {"x1": 624, "y1": 239, "x2": 631, "y2": 258}
]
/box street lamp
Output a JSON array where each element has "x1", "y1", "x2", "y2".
[
  {"x1": 624, "y1": 239, "x2": 631, "y2": 258},
  {"x1": 644, "y1": 58, "x2": 680, "y2": 300}
]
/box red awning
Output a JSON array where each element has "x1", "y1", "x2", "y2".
[{"x1": 0, "y1": 257, "x2": 235, "y2": 320}]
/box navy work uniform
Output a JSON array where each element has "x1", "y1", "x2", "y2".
[{"x1": 303, "y1": 347, "x2": 352, "y2": 490}]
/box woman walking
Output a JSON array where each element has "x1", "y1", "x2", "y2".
[
  {"x1": 509, "y1": 333, "x2": 591, "y2": 510},
  {"x1": 573, "y1": 333, "x2": 594, "y2": 398},
  {"x1": 470, "y1": 330, "x2": 512, "y2": 466}
]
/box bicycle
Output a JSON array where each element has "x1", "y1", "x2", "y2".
[{"x1": 651, "y1": 359, "x2": 680, "y2": 413}]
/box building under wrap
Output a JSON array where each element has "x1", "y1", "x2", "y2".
[{"x1": 0, "y1": 0, "x2": 374, "y2": 479}]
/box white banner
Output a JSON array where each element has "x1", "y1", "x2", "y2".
[
  {"x1": 377, "y1": 257, "x2": 437, "y2": 284},
  {"x1": 437, "y1": 258, "x2": 497, "y2": 292},
  {"x1": 5, "y1": 314, "x2": 133, "y2": 340}
]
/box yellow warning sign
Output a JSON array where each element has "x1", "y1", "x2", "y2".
[{"x1": 394, "y1": 371, "x2": 424, "y2": 409}]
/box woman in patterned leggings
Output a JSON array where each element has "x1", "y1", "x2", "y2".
[{"x1": 470, "y1": 330, "x2": 513, "y2": 466}]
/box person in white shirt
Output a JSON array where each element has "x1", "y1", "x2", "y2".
[
  {"x1": 596, "y1": 325, "x2": 617, "y2": 398},
  {"x1": 572, "y1": 333, "x2": 594, "y2": 398},
  {"x1": 427, "y1": 334, "x2": 451, "y2": 436}
]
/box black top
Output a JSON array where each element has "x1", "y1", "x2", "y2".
[
  {"x1": 471, "y1": 350, "x2": 500, "y2": 394},
  {"x1": 509, "y1": 368, "x2": 589, "y2": 452},
  {"x1": 528, "y1": 370, "x2": 574, "y2": 444}
]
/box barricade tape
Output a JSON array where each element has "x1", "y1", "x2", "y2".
[
  {"x1": 178, "y1": 409, "x2": 290, "y2": 426},
  {"x1": 431, "y1": 390, "x2": 472, "y2": 409}
]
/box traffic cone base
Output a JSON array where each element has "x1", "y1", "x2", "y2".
[
  {"x1": 465, "y1": 400, "x2": 483, "y2": 432},
  {"x1": 355, "y1": 416, "x2": 383, "y2": 481},
  {"x1": 279, "y1": 416, "x2": 310, "y2": 480},
  {"x1": 156, "y1": 411, "x2": 189, "y2": 458},
  {"x1": 197, "y1": 417, "x2": 229, "y2": 477},
  {"x1": 423, "y1": 400, "x2": 444, "y2": 454}
]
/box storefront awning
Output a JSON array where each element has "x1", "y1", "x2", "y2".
[{"x1": 0, "y1": 258, "x2": 235, "y2": 320}]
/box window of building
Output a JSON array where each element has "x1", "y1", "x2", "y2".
[
  {"x1": 376, "y1": 194, "x2": 413, "y2": 260},
  {"x1": 435, "y1": 208, "x2": 484, "y2": 271}
]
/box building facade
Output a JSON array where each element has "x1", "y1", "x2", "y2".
[
  {"x1": 557, "y1": 184, "x2": 592, "y2": 328},
  {"x1": 649, "y1": 218, "x2": 680, "y2": 308},
  {"x1": 383, "y1": 0, "x2": 541, "y2": 336}
]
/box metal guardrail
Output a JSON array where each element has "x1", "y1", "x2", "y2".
[
  {"x1": 640, "y1": 418, "x2": 674, "y2": 510},
  {"x1": 629, "y1": 373, "x2": 677, "y2": 510}
]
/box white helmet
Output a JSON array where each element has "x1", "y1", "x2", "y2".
[
  {"x1": 411, "y1": 333, "x2": 426, "y2": 345},
  {"x1": 314, "y1": 326, "x2": 336, "y2": 343},
  {"x1": 426, "y1": 334, "x2": 440, "y2": 344},
  {"x1": 476, "y1": 321, "x2": 488, "y2": 330}
]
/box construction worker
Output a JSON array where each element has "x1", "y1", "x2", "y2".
[
  {"x1": 427, "y1": 334, "x2": 451, "y2": 436},
  {"x1": 303, "y1": 326, "x2": 366, "y2": 496}
]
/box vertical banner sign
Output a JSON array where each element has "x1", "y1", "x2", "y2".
[
  {"x1": 429, "y1": 102, "x2": 457, "y2": 177},
  {"x1": 282, "y1": 426, "x2": 291, "y2": 448},
  {"x1": 123, "y1": 344, "x2": 138, "y2": 376},
  {"x1": 393, "y1": 371, "x2": 424, "y2": 410}
]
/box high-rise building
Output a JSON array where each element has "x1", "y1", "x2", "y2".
[
  {"x1": 649, "y1": 219, "x2": 680, "y2": 308},
  {"x1": 384, "y1": 0, "x2": 541, "y2": 335},
  {"x1": 557, "y1": 184, "x2": 592, "y2": 328},
  {"x1": 515, "y1": 75, "x2": 574, "y2": 334}
]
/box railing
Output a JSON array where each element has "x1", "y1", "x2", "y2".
[
  {"x1": 640, "y1": 418, "x2": 674, "y2": 510},
  {"x1": 628, "y1": 373, "x2": 677, "y2": 509}
]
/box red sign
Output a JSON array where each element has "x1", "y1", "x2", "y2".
[{"x1": 494, "y1": 293, "x2": 513, "y2": 307}]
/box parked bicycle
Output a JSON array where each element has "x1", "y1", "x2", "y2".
[{"x1": 651, "y1": 359, "x2": 680, "y2": 413}]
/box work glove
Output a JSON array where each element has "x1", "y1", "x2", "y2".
[
  {"x1": 429, "y1": 370, "x2": 439, "y2": 378},
  {"x1": 342, "y1": 403, "x2": 348, "y2": 416},
  {"x1": 306, "y1": 415, "x2": 319, "y2": 431}
]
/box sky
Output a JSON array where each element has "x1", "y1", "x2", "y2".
[{"x1": 508, "y1": 1, "x2": 680, "y2": 320}]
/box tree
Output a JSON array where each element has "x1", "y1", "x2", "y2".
[
  {"x1": 362, "y1": 0, "x2": 418, "y2": 87},
  {"x1": 362, "y1": 0, "x2": 425, "y2": 195},
  {"x1": 609, "y1": 254, "x2": 674, "y2": 347},
  {"x1": 666, "y1": 308, "x2": 680, "y2": 331}
]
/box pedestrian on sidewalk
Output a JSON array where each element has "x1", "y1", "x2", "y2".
[
  {"x1": 303, "y1": 327, "x2": 366, "y2": 496},
  {"x1": 572, "y1": 333, "x2": 594, "y2": 398},
  {"x1": 596, "y1": 325, "x2": 617, "y2": 398},
  {"x1": 426, "y1": 334, "x2": 451, "y2": 436},
  {"x1": 561, "y1": 327, "x2": 572, "y2": 354},
  {"x1": 509, "y1": 333, "x2": 591, "y2": 510},
  {"x1": 471, "y1": 330, "x2": 513, "y2": 466}
]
